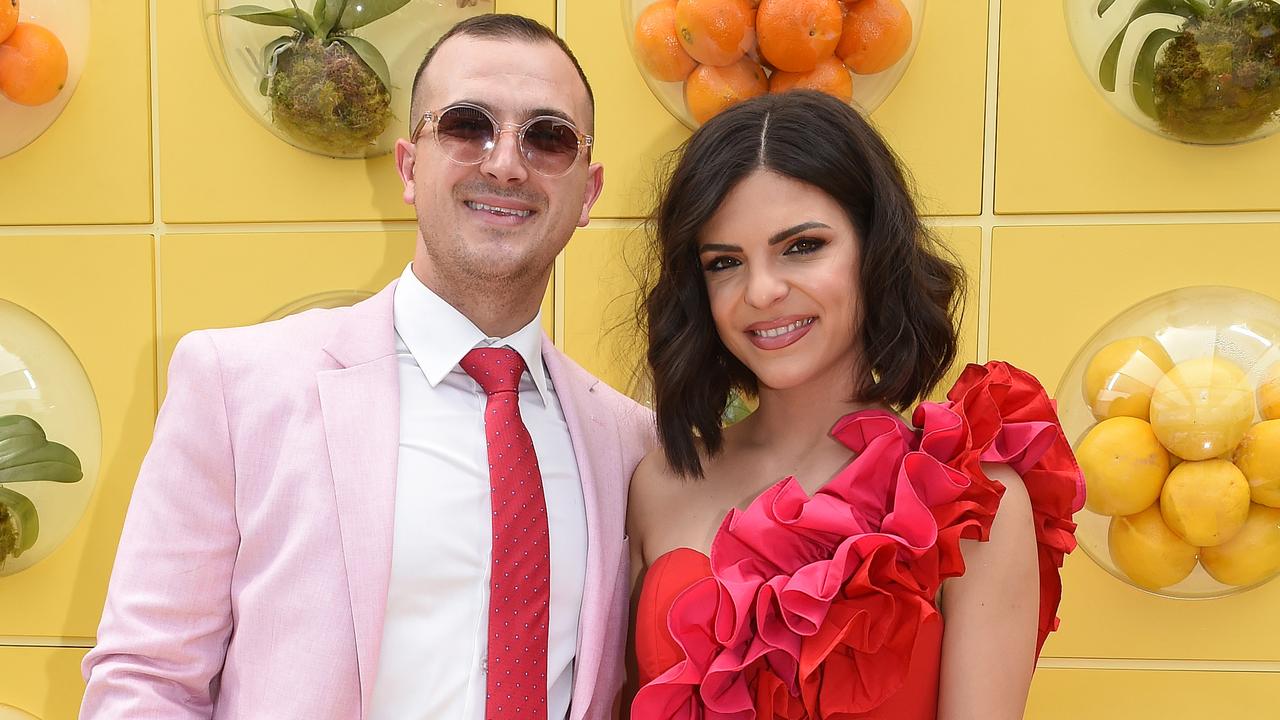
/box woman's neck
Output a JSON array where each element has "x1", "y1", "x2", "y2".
[{"x1": 735, "y1": 357, "x2": 883, "y2": 457}]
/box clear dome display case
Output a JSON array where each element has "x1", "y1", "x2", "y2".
[
  {"x1": 0, "y1": 299, "x2": 100, "y2": 576},
  {"x1": 202, "y1": 0, "x2": 493, "y2": 158},
  {"x1": 1065, "y1": 0, "x2": 1280, "y2": 145},
  {"x1": 1057, "y1": 286, "x2": 1280, "y2": 598},
  {"x1": 623, "y1": 0, "x2": 924, "y2": 128},
  {"x1": 0, "y1": 0, "x2": 90, "y2": 158}
]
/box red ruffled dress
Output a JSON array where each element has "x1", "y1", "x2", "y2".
[{"x1": 632, "y1": 362, "x2": 1086, "y2": 719}]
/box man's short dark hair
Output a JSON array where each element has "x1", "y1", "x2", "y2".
[{"x1": 410, "y1": 14, "x2": 595, "y2": 133}]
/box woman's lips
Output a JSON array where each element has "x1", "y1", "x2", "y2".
[{"x1": 745, "y1": 317, "x2": 816, "y2": 350}]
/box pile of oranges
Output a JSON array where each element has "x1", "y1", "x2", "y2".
[
  {"x1": 0, "y1": 0, "x2": 69, "y2": 107},
  {"x1": 633, "y1": 0, "x2": 912, "y2": 124},
  {"x1": 1075, "y1": 336, "x2": 1280, "y2": 592}
]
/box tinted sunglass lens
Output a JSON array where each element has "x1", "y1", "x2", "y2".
[
  {"x1": 436, "y1": 106, "x2": 494, "y2": 162},
  {"x1": 523, "y1": 119, "x2": 580, "y2": 174}
]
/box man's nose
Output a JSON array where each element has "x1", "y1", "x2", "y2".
[{"x1": 479, "y1": 127, "x2": 529, "y2": 184}]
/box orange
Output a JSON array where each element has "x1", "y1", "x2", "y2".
[
  {"x1": 1149, "y1": 357, "x2": 1255, "y2": 461},
  {"x1": 1109, "y1": 504, "x2": 1199, "y2": 591},
  {"x1": 1259, "y1": 361, "x2": 1280, "y2": 420},
  {"x1": 756, "y1": 0, "x2": 843, "y2": 73},
  {"x1": 1160, "y1": 459, "x2": 1251, "y2": 547},
  {"x1": 0, "y1": 22, "x2": 68, "y2": 107},
  {"x1": 838, "y1": 0, "x2": 913, "y2": 75},
  {"x1": 1081, "y1": 336, "x2": 1174, "y2": 421},
  {"x1": 1076, "y1": 417, "x2": 1170, "y2": 517},
  {"x1": 1199, "y1": 503, "x2": 1280, "y2": 587},
  {"x1": 1233, "y1": 420, "x2": 1280, "y2": 507},
  {"x1": 684, "y1": 56, "x2": 768, "y2": 124},
  {"x1": 675, "y1": 0, "x2": 754, "y2": 67},
  {"x1": 1, "y1": 0, "x2": 18, "y2": 45},
  {"x1": 635, "y1": 1, "x2": 698, "y2": 83},
  {"x1": 768, "y1": 54, "x2": 853, "y2": 102}
]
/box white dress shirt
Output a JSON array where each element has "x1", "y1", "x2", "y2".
[{"x1": 367, "y1": 264, "x2": 587, "y2": 720}]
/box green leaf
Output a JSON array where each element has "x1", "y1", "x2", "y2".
[
  {"x1": 334, "y1": 35, "x2": 391, "y2": 92},
  {"x1": 318, "y1": 0, "x2": 351, "y2": 36},
  {"x1": 337, "y1": 0, "x2": 411, "y2": 30},
  {"x1": 259, "y1": 35, "x2": 296, "y2": 95},
  {"x1": 1098, "y1": 0, "x2": 1200, "y2": 92},
  {"x1": 0, "y1": 487, "x2": 39, "y2": 557},
  {"x1": 0, "y1": 415, "x2": 46, "y2": 467},
  {"x1": 221, "y1": 5, "x2": 311, "y2": 33},
  {"x1": 0, "y1": 415, "x2": 82, "y2": 485}
]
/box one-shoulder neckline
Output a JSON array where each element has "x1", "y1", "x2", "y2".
[{"x1": 641, "y1": 407, "x2": 911, "y2": 570}]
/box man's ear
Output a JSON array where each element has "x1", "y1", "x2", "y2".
[
  {"x1": 395, "y1": 138, "x2": 417, "y2": 205},
  {"x1": 578, "y1": 162, "x2": 605, "y2": 227}
]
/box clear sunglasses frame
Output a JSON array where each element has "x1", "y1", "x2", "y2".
[{"x1": 411, "y1": 102, "x2": 593, "y2": 178}]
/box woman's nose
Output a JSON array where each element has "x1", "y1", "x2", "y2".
[{"x1": 744, "y1": 265, "x2": 788, "y2": 309}]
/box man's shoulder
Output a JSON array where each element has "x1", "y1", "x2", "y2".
[
  {"x1": 177, "y1": 304, "x2": 359, "y2": 379},
  {"x1": 547, "y1": 345, "x2": 646, "y2": 415},
  {"x1": 545, "y1": 345, "x2": 655, "y2": 450}
]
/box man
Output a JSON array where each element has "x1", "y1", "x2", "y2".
[{"x1": 81, "y1": 14, "x2": 651, "y2": 719}]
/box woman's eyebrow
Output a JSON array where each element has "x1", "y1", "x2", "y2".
[{"x1": 768, "y1": 221, "x2": 830, "y2": 245}]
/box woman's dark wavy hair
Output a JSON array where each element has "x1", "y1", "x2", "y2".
[{"x1": 642, "y1": 90, "x2": 966, "y2": 479}]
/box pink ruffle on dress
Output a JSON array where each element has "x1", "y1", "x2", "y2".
[{"x1": 633, "y1": 362, "x2": 1085, "y2": 719}]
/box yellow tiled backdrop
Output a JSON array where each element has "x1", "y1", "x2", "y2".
[{"x1": 2, "y1": 1, "x2": 1280, "y2": 717}]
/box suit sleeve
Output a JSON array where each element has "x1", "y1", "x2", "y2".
[{"x1": 80, "y1": 331, "x2": 240, "y2": 719}]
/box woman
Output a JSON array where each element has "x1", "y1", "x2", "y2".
[{"x1": 626, "y1": 91, "x2": 1084, "y2": 719}]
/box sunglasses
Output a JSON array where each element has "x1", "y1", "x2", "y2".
[{"x1": 412, "y1": 103, "x2": 593, "y2": 178}]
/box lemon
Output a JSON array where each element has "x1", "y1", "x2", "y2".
[
  {"x1": 1109, "y1": 504, "x2": 1199, "y2": 591},
  {"x1": 1199, "y1": 504, "x2": 1280, "y2": 587},
  {"x1": 1150, "y1": 357, "x2": 1255, "y2": 461},
  {"x1": 1082, "y1": 337, "x2": 1174, "y2": 421},
  {"x1": 1233, "y1": 420, "x2": 1280, "y2": 507},
  {"x1": 1160, "y1": 459, "x2": 1251, "y2": 546},
  {"x1": 1259, "y1": 362, "x2": 1280, "y2": 421},
  {"x1": 1076, "y1": 417, "x2": 1169, "y2": 516}
]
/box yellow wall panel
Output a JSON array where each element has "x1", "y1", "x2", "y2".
[
  {"x1": 563, "y1": 224, "x2": 649, "y2": 398},
  {"x1": 1026, "y1": 667, "x2": 1280, "y2": 720},
  {"x1": 990, "y1": 224, "x2": 1280, "y2": 661},
  {"x1": 156, "y1": 230, "x2": 552, "y2": 393},
  {"x1": 996, "y1": 2, "x2": 1280, "y2": 214},
  {"x1": 157, "y1": 1, "x2": 555, "y2": 224},
  {"x1": 934, "y1": 227, "x2": 981, "y2": 399},
  {"x1": 0, "y1": 236, "x2": 155, "y2": 638},
  {"x1": 563, "y1": 224, "x2": 981, "y2": 403},
  {"x1": 566, "y1": 1, "x2": 987, "y2": 219},
  {"x1": 0, "y1": 646, "x2": 89, "y2": 720},
  {"x1": 0, "y1": 0, "x2": 151, "y2": 225},
  {"x1": 157, "y1": 231, "x2": 414, "y2": 386}
]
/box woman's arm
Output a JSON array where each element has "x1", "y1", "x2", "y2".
[
  {"x1": 937, "y1": 462, "x2": 1040, "y2": 720},
  {"x1": 619, "y1": 450, "x2": 667, "y2": 719}
]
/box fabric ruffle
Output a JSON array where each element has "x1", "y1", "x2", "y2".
[{"x1": 632, "y1": 361, "x2": 1085, "y2": 719}]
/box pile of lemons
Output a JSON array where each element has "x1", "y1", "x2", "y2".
[{"x1": 1076, "y1": 336, "x2": 1280, "y2": 592}]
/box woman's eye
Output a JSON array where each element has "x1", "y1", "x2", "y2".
[
  {"x1": 784, "y1": 237, "x2": 826, "y2": 255},
  {"x1": 703, "y1": 256, "x2": 740, "y2": 272}
]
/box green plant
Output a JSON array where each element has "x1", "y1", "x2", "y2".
[
  {"x1": 1097, "y1": 0, "x2": 1280, "y2": 142},
  {"x1": 721, "y1": 389, "x2": 757, "y2": 426},
  {"x1": 222, "y1": 0, "x2": 411, "y2": 155},
  {"x1": 0, "y1": 414, "x2": 82, "y2": 569}
]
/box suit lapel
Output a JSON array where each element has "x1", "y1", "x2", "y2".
[
  {"x1": 543, "y1": 339, "x2": 623, "y2": 719},
  {"x1": 317, "y1": 282, "x2": 400, "y2": 719}
]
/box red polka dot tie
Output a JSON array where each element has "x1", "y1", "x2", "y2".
[{"x1": 460, "y1": 347, "x2": 550, "y2": 720}]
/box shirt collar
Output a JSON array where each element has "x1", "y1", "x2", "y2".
[{"x1": 393, "y1": 263, "x2": 551, "y2": 404}]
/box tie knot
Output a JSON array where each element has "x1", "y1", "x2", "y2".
[{"x1": 460, "y1": 347, "x2": 526, "y2": 395}]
